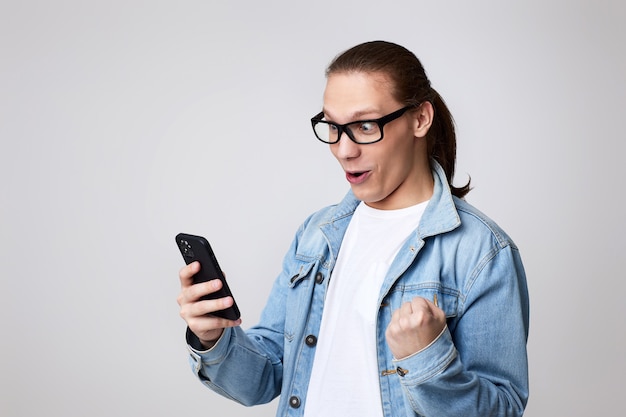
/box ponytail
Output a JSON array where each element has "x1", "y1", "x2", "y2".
[{"x1": 428, "y1": 90, "x2": 471, "y2": 198}]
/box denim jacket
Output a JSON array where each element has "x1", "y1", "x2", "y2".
[{"x1": 186, "y1": 161, "x2": 530, "y2": 417}]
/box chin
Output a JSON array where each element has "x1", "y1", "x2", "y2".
[{"x1": 352, "y1": 189, "x2": 383, "y2": 204}]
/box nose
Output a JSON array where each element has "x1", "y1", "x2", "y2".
[{"x1": 331, "y1": 130, "x2": 361, "y2": 160}]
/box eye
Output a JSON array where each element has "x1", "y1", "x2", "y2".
[{"x1": 358, "y1": 122, "x2": 378, "y2": 135}]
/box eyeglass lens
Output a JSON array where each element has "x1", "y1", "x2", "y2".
[{"x1": 314, "y1": 120, "x2": 382, "y2": 144}]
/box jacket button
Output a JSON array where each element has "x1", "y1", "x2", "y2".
[
  {"x1": 315, "y1": 272, "x2": 324, "y2": 284},
  {"x1": 289, "y1": 395, "x2": 301, "y2": 408},
  {"x1": 305, "y1": 334, "x2": 317, "y2": 346}
]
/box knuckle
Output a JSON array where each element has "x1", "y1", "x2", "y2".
[
  {"x1": 412, "y1": 296, "x2": 427, "y2": 307},
  {"x1": 180, "y1": 304, "x2": 193, "y2": 320},
  {"x1": 398, "y1": 315, "x2": 410, "y2": 329},
  {"x1": 187, "y1": 317, "x2": 199, "y2": 331}
]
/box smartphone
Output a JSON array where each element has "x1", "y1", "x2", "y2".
[{"x1": 175, "y1": 233, "x2": 241, "y2": 321}]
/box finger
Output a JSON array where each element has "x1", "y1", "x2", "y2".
[
  {"x1": 178, "y1": 278, "x2": 223, "y2": 307},
  {"x1": 191, "y1": 294, "x2": 234, "y2": 317},
  {"x1": 395, "y1": 298, "x2": 433, "y2": 329},
  {"x1": 410, "y1": 297, "x2": 446, "y2": 332},
  {"x1": 179, "y1": 261, "x2": 201, "y2": 287},
  {"x1": 191, "y1": 278, "x2": 223, "y2": 300},
  {"x1": 417, "y1": 296, "x2": 446, "y2": 318},
  {"x1": 399, "y1": 300, "x2": 414, "y2": 315},
  {"x1": 386, "y1": 312, "x2": 405, "y2": 342},
  {"x1": 392, "y1": 307, "x2": 416, "y2": 333},
  {"x1": 411, "y1": 296, "x2": 445, "y2": 319},
  {"x1": 179, "y1": 294, "x2": 234, "y2": 324},
  {"x1": 410, "y1": 296, "x2": 432, "y2": 311}
]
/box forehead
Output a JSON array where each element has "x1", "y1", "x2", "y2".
[{"x1": 323, "y1": 71, "x2": 400, "y2": 120}]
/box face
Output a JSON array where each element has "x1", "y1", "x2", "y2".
[{"x1": 322, "y1": 71, "x2": 434, "y2": 210}]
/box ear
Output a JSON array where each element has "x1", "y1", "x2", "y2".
[{"x1": 412, "y1": 101, "x2": 434, "y2": 138}]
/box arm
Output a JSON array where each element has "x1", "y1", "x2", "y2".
[
  {"x1": 177, "y1": 261, "x2": 280, "y2": 405},
  {"x1": 181, "y1": 268, "x2": 291, "y2": 406},
  {"x1": 185, "y1": 324, "x2": 284, "y2": 406},
  {"x1": 387, "y1": 245, "x2": 529, "y2": 416},
  {"x1": 179, "y1": 226, "x2": 308, "y2": 406}
]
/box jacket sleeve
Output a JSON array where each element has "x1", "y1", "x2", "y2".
[
  {"x1": 184, "y1": 220, "x2": 310, "y2": 406},
  {"x1": 186, "y1": 323, "x2": 284, "y2": 406},
  {"x1": 393, "y1": 244, "x2": 530, "y2": 417}
]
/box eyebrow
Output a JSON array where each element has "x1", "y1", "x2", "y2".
[{"x1": 322, "y1": 108, "x2": 383, "y2": 122}]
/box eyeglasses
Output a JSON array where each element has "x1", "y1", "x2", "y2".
[{"x1": 310, "y1": 106, "x2": 412, "y2": 144}]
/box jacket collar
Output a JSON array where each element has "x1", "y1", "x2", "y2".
[
  {"x1": 418, "y1": 160, "x2": 461, "y2": 239},
  {"x1": 324, "y1": 160, "x2": 460, "y2": 237}
]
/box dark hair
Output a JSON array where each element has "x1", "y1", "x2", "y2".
[{"x1": 326, "y1": 40, "x2": 471, "y2": 198}]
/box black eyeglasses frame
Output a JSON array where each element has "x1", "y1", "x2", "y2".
[{"x1": 310, "y1": 105, "x2": 414, "y2": 145}]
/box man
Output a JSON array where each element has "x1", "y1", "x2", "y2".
[{"x1": 178, "y1": 40, "x2": 529, "y2": 417}]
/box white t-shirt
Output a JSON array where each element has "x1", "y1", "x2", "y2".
[{"x1": 303, "y1": 200, "x2": 427, "y2": 417}]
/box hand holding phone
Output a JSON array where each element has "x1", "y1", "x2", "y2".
[{"x1": 176, "y1": 233, "x2": 241, "y2": 321}]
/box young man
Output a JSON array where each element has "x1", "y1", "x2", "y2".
[{"x1": 178, "y1": 40, "x2": 529, "y2": 417}]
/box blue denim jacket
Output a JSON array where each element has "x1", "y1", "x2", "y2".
[{"x1": 187, "y1": 161, "x2": 529, "y2": 417}]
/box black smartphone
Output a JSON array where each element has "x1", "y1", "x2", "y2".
[{"x1": 175, "y1": 233, "x2": 241, "y2": 321}]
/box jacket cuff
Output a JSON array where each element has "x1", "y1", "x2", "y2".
[
  {"x1": 393, "y1": 326, "x2": 457, "y2": 385},
  {"x1": 186, "y1": 327, "x2": 232, "y2": 374}
]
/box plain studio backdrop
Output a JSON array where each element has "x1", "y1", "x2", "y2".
[{"x1": 1, "y1": 1, "x2": 624, "y2": 416}]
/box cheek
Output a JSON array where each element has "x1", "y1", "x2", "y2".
[
  {"x1": 328, "y1": 145, "x2": 344, "y2": 165},
  {"x1": 379, "y1": 139, "x2": 414, "y2": 171}
]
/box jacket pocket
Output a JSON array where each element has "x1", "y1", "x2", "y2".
[
  {"x1": 394, "y1": 283, "x2": 460, "y2": 319},
  {"x1": 287, "y1": 261, "x2": 316, "y2": 289}
]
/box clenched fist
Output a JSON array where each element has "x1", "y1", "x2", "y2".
[{"x1": 385, "y1": 296, "x2": 446, "y2": 359}]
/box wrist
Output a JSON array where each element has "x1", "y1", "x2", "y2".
[
  {"x1": 199, "y1": 330, "x2": 224, "y2": 350},
  {"x1": 186, "y1": 327, "x2": 224, "y2": 352}
]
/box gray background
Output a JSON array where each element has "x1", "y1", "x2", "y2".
[{"x1": 1, "y1": 1, "x2": 624, "y2": 416}]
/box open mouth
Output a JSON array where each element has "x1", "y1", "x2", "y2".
[{"x1": 346, "y1": 170, "x2": 370, "y2": 184}]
